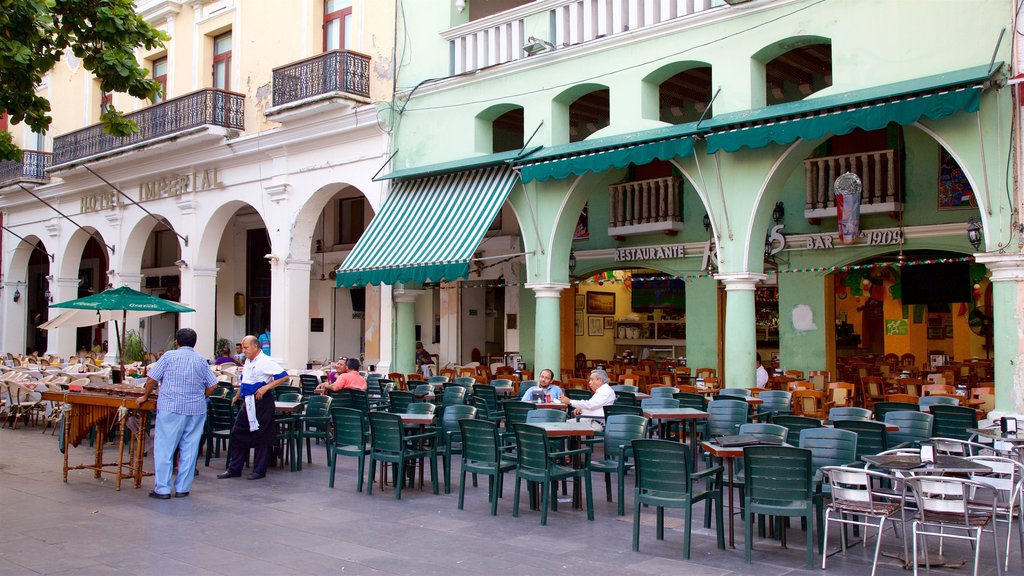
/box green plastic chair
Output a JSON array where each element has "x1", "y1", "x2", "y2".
[
  {"x1": 614, "y1": 391, "x2": 638, "y2": 406},
  {"x1": 457, "y1": 418, "x2": 516, "y2": 515},
  {"x1": 512, "y1": 423, "x2": 594, "y2": 525},
  {"x1": 828, "y1": 406, "x2": 872, "y2": 422},
  {"x1": 297, "y1": 395, "x2": 332, "y2": 469},
  {"x1": 299, "y1": 374, "x2": 321, "y2": 397},
  {"x1": 918, "y1": 395, "x2": 959, "y2": 409},
  {"x1": 453, "y1": 377, "x2": 476, "y2": 387},
  {"x1": 833, "y1": 419, "x2": 888, "y2": 459},
  {"x1": 427, "y1": 375, "x2": 449, "y2": 385},
  {"x1": 387, "y1": 390, "x2": 415, "y2": 414},
  {"x1": 727, "y1": 423, "x2": 790, "y2": 524},
  {"x1": 720, "y1": 387, "x2": 752, "y2": 397},
  {"x1": 603, "y1": 404, "x2": 643, "y2": 418},
  {"x1": 705, "y1": 399, "x2": 748, "y2": 439},
  {"x1": 366, "y1": 411, "x2": 438, "y2": 499},
  {"x1": 649, "y1": 386, "x2": 678, "y2": 398},
  {"x1": 799, "y1": 427, "x2": 859, "y2": 479},
  {"x1": 274, "y1": 385, "x2": 301, "y2": 400},
  {"x1": 517, "y1": 380, "x2": 538, "y2": 399},
  {"x1": 632, "y1": 439, "x2": 725, "y2": 559},
  {"x1": 755, "y1": 390, "x2": 792, "y2": 420},
  {"x1": 872, "y1": 401, "x2": 918, "y2": 423},
  {"x1": 526, "y1": 409, "x2": 567, "y2": 423},
  {"x1": 276, "y1": 391, "x2": 302, "y2": 403},
  {"x1": 564, "y1": 389, "x2": 592, "y2": 401},
  {"x1": 772, "y1": 415, "x2": 822, "y2": 440},
  {"x1": 204, "y1": 396, "x2": 235, "y2": 467},
  {"x1": 641, "y1": 397, "x2": 680, "y2": 439},
  {"x1": 674, "y1": 392, "x2": 708, "y2": 440},
  {"x1": 611, "y1": 384, "x2": 639, "y2": 394},
  {"x1": 928, "y1": 404, "x2": 978, "y2": 441},
  {"x1": 591, "y1": 414, "x2": 648, "y2": 515},
  {"x1": 716, "y1": 394, "x2": 750, "y2": 404},
  {"x1": 471, "y1": 384, "x2": 505, "y2": 424},
  {"x1": 329, "y1": 407, "x2": 369, "y2": 491},
  {"x1": 437, "y1": 404, "x2": 477, "y2": 494},
  {"x1": 441, "y1": 386, "x2": 467, "y2": 406},
  {"x1": 884, "y1": 410, "x2": 933, "y2": 447},
  {"x1": 743, "y1": 445, "x2": 818, "y2": 568}
]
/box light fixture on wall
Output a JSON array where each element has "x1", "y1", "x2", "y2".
[
  {"x1": 522, "y1": 36, "x2": 555, "y2": 56},
  {"x1": 174, "y1": 259, "x2": 188, "y2": 269},
  {"x1": 568, "y1": 248, "x2": 577, "y2": 275},
  {"x1": 967, "y1": 217, "x2": 984, "y2": 250},
  {"x1": 44, "y1": 289, "x2": 52, "y2": 303},
  {"x1": 455, "y1": 0, "x2": 467, "y2": 13},
  {"x1": 13, "y1": 288, "x2": 21, "y2": 303},
  {"x1": 703, "y1": 213, "x2": 711, "y2": 233},
  {"x1": 772, "y1": 201, "x2": 785, "y2": 225}
]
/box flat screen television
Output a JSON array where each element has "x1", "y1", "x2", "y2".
[
  {"x1": 631, "y1": 275, "x2": 685, "y2": 311},
  {"x1": 900, "y1": 262, "x2": 970, "y2": 305}
]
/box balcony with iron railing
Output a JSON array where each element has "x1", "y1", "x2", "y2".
[
  {"x1": 51, "y1": 89, "x2": 245, "y2": 167},
  {"x1": 0, "y1": 150, "x2": 51, "y2": 188},
  {"x1": 444, "y1": 0, "x2": 721, "y2": 75},
  {"x1": 608, "y1": 175, "x2": 683, "y2": 238},
  {"x1": 803, "y1": 148, "x2": 902, "y2": 219},
  {"x1": 268, "y1": 50, "x2": 371, "y2": 115}
]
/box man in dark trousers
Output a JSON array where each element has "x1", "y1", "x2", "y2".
[
  {"x1": 218, "y1": 335, "x2": 288, "y2": 480},
  {"x1": 137, "y1": 328, "x2": 218, "y2": 499}
]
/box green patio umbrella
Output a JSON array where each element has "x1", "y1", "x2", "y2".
[{"x1": 50, "y1": 286, "x2": 195, "y2": 379}]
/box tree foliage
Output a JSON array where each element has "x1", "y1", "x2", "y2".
[{"x1": 0, "y1": 0, "x2": 168, "y2": 161}]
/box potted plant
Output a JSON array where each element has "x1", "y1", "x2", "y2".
[{"x1": 122, "y1": 329, "x2": 146, "y2": 365}]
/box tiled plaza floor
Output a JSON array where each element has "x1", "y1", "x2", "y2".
[{"x1": 0, "y1": 424, "x2": 1012, "y2": 575}]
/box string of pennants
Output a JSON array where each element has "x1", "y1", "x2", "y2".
[{"x1": 446, "y1": 256, "x2": 975, "y2": 289}]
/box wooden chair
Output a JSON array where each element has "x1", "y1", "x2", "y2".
[
  {"x1": 899, "y1": 353, "x2": 916, "y2": 368},
  {"x1": 826, "y1": 381, "x2": 856, "y2": 407},
  {"x1": 787, "y1": 380, "x2": 813, "y2": 392},
  {"x1": 884, "y1": 393, "x2": 919, "y2": 404},
  {"x1": 474, "y1": 365, "x2": 491, "y2": 384},
  {"x1": 972, "y1": 384, "x2": 995, "y2": 413},
  {"x1": 702, "y1": 377, "x2": 720, "y2": 392},
  {"x1": 791, "y1": 389, "x2": 829, "y2": 420},
  {"x1": 560, "y1": 367, "x2": 576, "y2": 381},
  {"x1": 882, "y1": 353, "x2": 899, "y2": 364},
  {"x1": 655, "y1": 371, "x2": 678, "y2": 388},
  {"x1": 922, "y1": 383, "x2": 955, "y2": 396},
  {"x1": 859, "y1": 376, "x2": 886, "y2": 407},
  {"x1": 784, "y1": 369, "x2": 805, "y2": 379},
  {"x1": 695, "y1": 367, "x2": 716, "y2": 380},
  {"x1": 677, "y1": 385, "x2": 698, "y2": 394},
  {"x1": 566, "y1": 378, "x2": 588, "y2": 390},
  {"x1": 768, "y1": 375, "x2": 793, "y2": 391},
  {"x1": 896, "y1": 378, "x2": 925, "y2": 397}
]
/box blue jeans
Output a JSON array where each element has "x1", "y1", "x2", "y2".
[{"x1": 153, "y1": 410, "x2": 207, "y2": 495}]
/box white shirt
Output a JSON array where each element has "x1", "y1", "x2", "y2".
[
  {"x1": 242, "y1": 352, "x2": 284, "y2": 384},
  {"x1": 755, "y1": 364, "x2": 770, "y2": 388},
  {"x1": 568, "y1": 383, "x2": 615, "y2": 417}
]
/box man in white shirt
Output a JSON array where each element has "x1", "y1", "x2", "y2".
[
  {"x1": 755, "y1": 353, "x2": 770, "y2": 388},
  {"x1": 558, "y1": 368, "x2": 615, "y2": 428}
]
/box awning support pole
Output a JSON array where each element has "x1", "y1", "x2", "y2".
[
  {"x1": 83, "y1": 166, "x2": 189, "y2": 247},
  {"x1": 18, "y1": 184, "x2": 116, "y2": 255},
  {"x1": 0, "y1": 224, "x2": 54, "y2": 261}
]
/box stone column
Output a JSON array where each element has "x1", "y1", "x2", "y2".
[
  {"x1": 716, "y1": 273, "x2": 765, "y2": 388},
  {"x1": 190, "y1": 266, "x2": 219, "y2": 358},
  {"x1": 280, "y1": 259, "x2": 312, "y2": 370},
  {"x1": 393, "y1": 286, "x2": 423, "y2": 375},
  {"x1": 973, "y1": 253, "x2": 1024, "y2": 414},
  {"x1": 50, "y1": 277, "x2": 81, "y2": 358},
  {"x1": 527, "y1": 282, "x2": 568, "y2": 376}
]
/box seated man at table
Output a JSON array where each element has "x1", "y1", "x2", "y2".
[
  {"x1": 755, "y1": 352, "x2": 769, "y2": 389},
  {"x1": 521, "y1": 368, "x2": 563, "y2": 402},
  {"x1": 558, "y1": 368, "x2": 614, "y2": 430},
  {"x1": 316, "y1": 357, "x2": 367, "y2": 393}
]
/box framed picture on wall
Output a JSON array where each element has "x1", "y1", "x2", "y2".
[
  {"x1": 927, "y1": 327, "x2": 944, "y2": 340},
  {"x1": 586, "y1": 291, "x2": 615, "y2": 315},
  {"x1": 938, "y1": 147, "x2": 977, "y2": 210},
  {"x1": 944, "y1": 325, "x2": 954, "y2": 338},
  {"x1": 588, "y1": 316, "x2": 604, "y2": 336},
  {"x1": 603, "y1": 317, "x2": 615, "y2": 329},
  {"x1": 575, "y1": 293, "x2": 585, "y2": 310},
  {"x1": 575, "y1": 311, "x2": 584, "y2": 336}
]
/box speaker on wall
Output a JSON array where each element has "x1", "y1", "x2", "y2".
[{"x1": 350, "y1": 288, "x2": 366, "y2": 312}]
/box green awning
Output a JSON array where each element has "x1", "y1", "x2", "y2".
[
  {"x1": 516, "y1": 124, "x2": 698, "y2": 183},
  {"x1": 703, "y1": 63, "x2": 996, "y2": 154},
  {"x1": 375, "y1": 147, "x2": 540, "y2": 181},
  {"x1": 336, "y1": 165, "x2": 519, "y2": 287}
]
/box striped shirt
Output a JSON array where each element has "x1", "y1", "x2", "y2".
[{"x1": 148, "y1": 346, "x2": 218, "y2": 416}]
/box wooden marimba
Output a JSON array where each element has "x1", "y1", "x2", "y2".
[{"x1": 41, "y1": 390, "x2": 156, "y2": 490}]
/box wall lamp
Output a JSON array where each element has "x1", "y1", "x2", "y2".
[
  {"x1": 523, "y1": 36, "x2": 555, "y2": 56},
  {"x1": 44, "y1": 289, "x2": 52, "y2": 303},
  {"x1": 702, "y1": 213, "x2": 711, "y2": 232},
  {"x1": 13, "y1": 288, "x2": 21, "y2": 303},
  {"x1": 967, "y1": 217, "x2": 983, "y2": 250},
  {"x1": 173, "y1": 259, "x2": 188, "y2": 269},
  {"x1": 772, "y1": 201, "x2": 785, "y2": 225},
  {"x1": 568, "y1": 248, "x2": 577, "y2": 275}
]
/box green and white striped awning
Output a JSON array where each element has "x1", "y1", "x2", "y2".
[{"x1": 335, "y1": 165, "x2": 520, "y2": 287}]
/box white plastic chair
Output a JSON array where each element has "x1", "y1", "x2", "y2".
[
  {"x1": 821, "y1": 465, "x2": 908, "y2": 576},
  {"x1": 966, "y1": 455, "x2": 1024, "y2": 570}
]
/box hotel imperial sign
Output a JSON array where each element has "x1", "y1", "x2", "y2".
[{"x1": 80, "y1": 167, "x2": 222, "y2": 214}]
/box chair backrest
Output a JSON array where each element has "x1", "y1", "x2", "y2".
[
  {"x1": 695, "y1": 368, "x2": 716, "y2": 379},
  {"x1": 706, "y1": 399, "x2": 749, "y2": 437},
  {"x1": 828, "y1": 381, "x2": 856, "y2": 406},
  {"x1": 513, "y1": 423, "x2": 551, "y2": 470},
  {"x1": 821, "y1": 466, "x2": 901, "y2": 513},
  {"x1": 368, "y1": 411, "x2": 406, "y2": 452},
  {"x1": 799, "y1": 427, "x2": 859, "y2": 471},
  {"x1": 632, "y1": 438, "x2": 694, "y2": 497},
  {"x1": 613, "y1": 391, "x2": 638, "y2": 406},
  {"x1": 332, "y1": 407, "x2": 367, "y2": 447},
  {"x1": 611, "y1": 384, "x2": 639, "y2": 393},
  {"x1": 715, "y1": 394, "x2": 749, "y2": 403},
  {"x1": 828, "y1": 406, "x2": 872, "y2": 422},
  {"x1": 833, "y1": 419, "x2": 888, "y2": 458},
  {"x1": 299, "y1": 374, "x2": 321, "y2": 396},
  {"x1": 566, "y1": 377, "x2": 589, "y2": 390},
  {"x1": 640, "y1": 397, "x2": 680, "y2": 409},
  {"x1": 303, "y1": 395, "x2": 332, "y2": 418},
  {"x1": 342, "y1": 389, "x2": 370, "y2": 413},
  {"x1": 649, "y1": 386, "x2": 678, "y2": 398},
  {"x1": 387, "y1": 390, "x2": 415, "y2": 414},
  {"x1": 453, "y1": 376, "x2": 476, "y2": 387},
  {"x1": 927, "y1": 405, "x2": 978, "y2": 441},
  {"x1": 743, "y1": 445, "x2": 813, "y2": 501},
  {"x1": 905, "y1": 475, "x2": 983, "y2": 520},
  {"x1": 919, "y1": 395, "x2": 959, "y2": 408},
  {"x1": 459, "y1": 418, "x2": 502, "y2": 464},
  {"x1": 873, "y1": 401, "x2": 918, "y2": 422},
  {"x1": 207, "y1": 396, "x2": 235, "y2": 429},
  {"x1": 526, "y1": 408, "x2": 567, "y2": 423},
  {"x1": 502, "y1": 400, "x2": 534, "y2": 428},
  {"x1": 441, "y1": 404, "x2": 477, "y2": 437},
  {"x1": 564, "y1": 388, "x2": 591, "y2": 401},
  {"x1": 428, "y1": 375, "x2": 449, "y2": 385},
  {"x1": 442, "y1": 386, "x2": 467, "y2": 405},
  {"x1": 412, "y1": 383, "x2": 433, "y2": 397},
  {"x1": 739, "y1": 422, "x2": 788, "y2": 443},
  {"x1": 758, "y1": 390, "x2": 792, "y2": 414},
  {"x1": 471, "y1": 384, "x2": 499, "y2": 411},
  {"x1": 792, "y1": 389, "x2": 827, "y2": 418},
  {"x1": 517, "y1": 380, "x2": 538, "y2": 398},
  {"x1": 603, "y1": 414, "x2": 649, "y2": 457},
  {"x1": 965, "y1": 455, "x2": 1024, "y2": 502},
  {"x1": 719, "y1": 387, "x2": 751, "y2": 397},
  {"x1": 602, "y1": 404, "x2": 643, "y2": 418},
  {"x1": 406, "y1": 402, "x2": 437, "y2": 415},
  {"x1": 884, "y1": 410, "x2": 933, "y2": 447},
  {"x1": 673, "y1": 392, "x2": 707, "y2": 411},
  {"x1": 276, "y1": 391, "x2": 302, "y2": 403}
]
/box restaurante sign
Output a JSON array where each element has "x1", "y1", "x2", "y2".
[{"x1": 615, "y1": 244, "x2": 685, "y2": 262}]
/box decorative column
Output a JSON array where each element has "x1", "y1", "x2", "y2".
[
  {"x1": 393, "y1": 285, "x2": 423, "y2": 375},
  {"x1": 280, "y1": 259, "x2": 313, "y2": 370},
  {"x1": 973, "y1": 253, "x2": 1024, "y2": 415},
  {"x1": 2, "y1": 280, "x2": 29, "y2": 356},
  {"x1": 50, "y1": 277, "x2": 82, "y2": 358},
  {"x1": 190, "y1": 266, "x2": 219, "y2": 358},
  {"x1": 527, "y1": 282, "x2": 568, "y2": 376},
  {"x1": 716, "y1": 273, "x2": 765, "y2": 388}
]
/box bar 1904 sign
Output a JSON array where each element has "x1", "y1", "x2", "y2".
[{"x1": 804, "y1": 228, "x2": 903, "y2": 249}]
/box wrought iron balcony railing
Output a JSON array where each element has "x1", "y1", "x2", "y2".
[
  {"x1": 52, "y1": 89, "x2": 245, "y2": 166},
  {"x1": 0, "y1": 150, "x2": 51, "y2": 187},
  {"x1": 803, "y1": 148, "x2": 902, "y2": 218},
  {"x1": 272, "y1": 50, "x2": 371, "y2": 107},
  {"x1": 608, "y1": 175, "x2": 683, "y2": 238}
]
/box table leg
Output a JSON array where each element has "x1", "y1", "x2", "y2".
[
  {"x1": 689, "y1": 421, "x2": 699, "y2": 466},
  {"x1": 134, "y1": 411, "x2": 147, "y2": 488},
  {"x1": 115, "y1": 414, "x2": 128, "y2": 491},
  {"x1": 63, "y1": 409, "x2": 71, "y2": 483},
  {"x1": 94, "y1": 426, "x2": 106, "y2": 479},
  {"x1": 726, "y1": 457, "x2": 735, "y2": 548}
]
